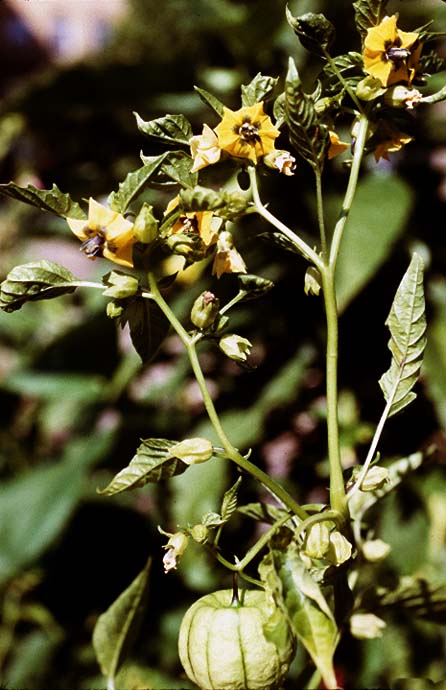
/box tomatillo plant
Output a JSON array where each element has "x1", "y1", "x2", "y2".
[{"x1": 1, "y1": 1, "x2": 445, "y2": 688}]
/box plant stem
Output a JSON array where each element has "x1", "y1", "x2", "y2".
[
  {"x1": 315, "y1": 167, "x2": 328, "y2": 262},
  {"x1": 322, "y1": 49, "x2": 364, "y2": 113},
  {"x1": 146, "y1": 272, "x2": 309, "y2": 522}
]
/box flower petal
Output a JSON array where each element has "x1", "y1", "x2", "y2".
[{"x1": 66, "y1": 217, "x2": 89, "y2": 241}]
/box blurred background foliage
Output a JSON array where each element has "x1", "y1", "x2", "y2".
[{"x1": 0, "y1": 0, "x2": 445, "y2": 688}]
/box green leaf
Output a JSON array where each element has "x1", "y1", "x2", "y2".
[
  {"x1": 373, "y1": 578, "x2": 446, "y2": 623},
  {"x1": 322, "y1": 52, "x2": 363, "y2": 94},
  {"x1": 179, "y1": 185, "x2": 226, "y2": 212},
  {"x1": 93, "y1": 557, "x2": 151, "y2": 685},
  {"x1": 237, "y1": 273, "x2": 274, "y2": 301},
  {"x1": 108, "y1": 154, "x2": 170, "y2": 213},
  {"x1": 0, "y1": 182, "x2": 86, "y2": 218},
  {"x1": 353, "y1": 0, "x2": 389, "y2": 39},
  {"x1": 2, "y1": 371, "x2": 106, "y2": 402},
  {"x1": 220, "y1": 477, "x2": 242, "y2": 523},
  {"x1": 193, "y1": 86, "x2": 226, "y2": 117},
  {"x1": 154, "y1": 150, "x2": 198, "y2": 188},
  {"x1": 241, "y1": 72, "x2": 279, "y2": 107},
  {"x1": 119, "y1": 297, "x2": 170, "y2": 364},
  {"x1": 335, "y1": 173, "x2": 413, "y2": 311},
  {"x1": 423, "y1": 280, "x2": 446, "y2": 428},
  {"x1": 0, "y1": 261, "x2": 81, "y2": 313},
  {"x1": 0, "y1": 430, "x2": 116, "y2": 583},
  {"x1": 286, "y1": 8, "x2": 336, "y2": 56},
  {"x1": 259, "y1": 543, "x2": 338, "y2": 689},
  {"x1": 379, "y1": 254, "x2": 426, "y2": 416},
  {"x1": 134, "y1": 112, "x2": 193, "y2": 146},
  {"x1": 285, "y1": 58, "x2": 329, "y2": 170},
  {"x1": 238, "y1": 501, "x2": 290, "y2": 524},
  {"x1": 97, "y1": 438, "x2": 189, "y2": 495}
]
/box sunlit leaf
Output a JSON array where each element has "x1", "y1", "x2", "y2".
[
  {"x1": 286, "y1": 8, "x2": 336, "y2": 56},
  {"x1": 93, "y1": 557, "x2": 151, "y2": 685},
  {"x1": 259, "y1": 543, "x2": 338, "y2": 689},
  {"x1": 241, "y1": 72, "x2": 279, "y2": 107},
  {"x1": 0, "y1": 182, "x2": 86, "y2": 218},
  {"x1": 353, "y1": 0, "x2": 389, "y2": 39},
  {"x1": 119, "y1": 297, "x2": 171, "y2": 364},
  {"x1": 134, "y1": 112, "x2": 193, "y2": 146},
  {"x1": 220, "y1": 477, "x2": 242, "y2": 523},
  {"x1": 98, "y1": 439, "x2": 188, "y2": 495},
  {"x1": 0, "y1": 261, "x2": 81, "y2": 313},
  {"x1": 285, "y1": 58, "x2": 329, "y2": 170},
  {"x1": 108, "y1": 154, "x2": 170, "y2": 213},
  {"x1": 379, "y1": 254, "x2": 426, "y2": 416}
]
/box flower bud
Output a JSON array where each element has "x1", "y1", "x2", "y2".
[
  {"x1": 219, "y1": 333, "x2": 252, "y2": 362},
  {"x1": 166, "y1": 232, "x2": 208, "y2": 262},
  {"x1": 191, "y1": 291, "x2": 220, "y2": 329},
  {"x1": 356, "y1": 75, "x2": 386, "y2": 101},
  {"x1": 350, "y1": 612, "x2": 386, "y2": 639},
  {"x1": 169, "y1": 437, "x2": 213, "y2": 465},
  {"x1": 303, "y1": 522, "x2": 330, "y2": 559},
  {"x1": 384, "y1": 85, "x2": 422, "y2": 110},
  {"x1": 263, "y1": 150, "x2": 296, "y2": 176},
  {"x1": 304, "y1": 266, "x2": 322, "y2": 296},
  {"x1": 102, "y1": 271, "x2": 139, "y2": 298},
  {"x1": 360, "y1": 465, "x2": 390, "y2": 492},
  {"x1": 161, "y1": 531, "x2": 189, "y2": 573},
  {"x1": 133, "y1": 202, "x2": 159, "y2": 244},
  {"x1": 106, "y1": 300, "x2": 124, "y2": 319},
  {"x1": 362, "y1": 539, "x2": 391, "y2": 562},
  {"x1": 190, "y1": 524, "x2": 209, "y2": 544},
  {"x1": 326, "y1": 531, "x2": 352, "y2": 566}
]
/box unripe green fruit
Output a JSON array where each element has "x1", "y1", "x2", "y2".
[{"x1": 178, "y1": 589, "x2": 295, "y2": 690}]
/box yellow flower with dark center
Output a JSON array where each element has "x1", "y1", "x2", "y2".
[
  {"x1": 214, "y1": 102, "x2": 280, "y2": 164},
  {"x1": 363, "y1": 15, "x2": 421, "y2": 87},
  {"x1": 165, "y1": 197, "x2": 218, "y2": 247},
  {"x1": 373, "y1": 129, "x2": 413, "y2": 162},
  {"x1": 66, "y1": 198, "x2": 135, "y2": 268}
]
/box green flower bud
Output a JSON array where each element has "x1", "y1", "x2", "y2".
[
  {"x1": 106, "y1": 300, "x2": 124, "y2": 319},
  {"x1": 190, "y1": 524, "x2": 209, "y2": 544},
  {"x1": 356, "y1": 75, "x2": 386, "y2": 101},
  {"x1": 362, "y1": 539, "x2": 391, "y2": 562},
  {"x1": 133, "y1": 202, "x2": 159, "y2": 244},
  {"x1": 303, "y1": 522, "x2": 330, "y2": 559},
  {"x1": 350, "y1": 612, "x2": 386, "y2": 639},
  {"x1": 166, "y1": 232, "x2": 208, "y2": 262},
  {"x1": 102, "y1": 271, "x2": 139, "y2": 298},
  {"x1": 326, "y1": 530, "x2": 352, "y2": 566},
  {"x1": 191, "y1": 291, "x2": 220, "y2": 329},
  {"x1": 169, "y1": 437, "x2": 213, "y2": 465},
  {"x1": 219, "y1": 333, "x2": 252, "y2": 362},
  {"x1": 359, "y1": 465, "x2": 390, "y2": 492}
]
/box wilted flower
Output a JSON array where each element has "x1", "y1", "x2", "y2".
[
  {"x1": 214, "y1": 102, "x2": 280, "y2": 164},
  {"x1": 66, "y1": 198, "x2": 135, "y2": 268},
  {"x1": 328, "y1": 130, "x2": 349, "y2": 159},
  {"x1": 374, "y1": 129, "x2": 413, "y2": 162},
  {"x1": 363, "y1": 14, "x2": 421, "y2": 87},
  {"x1": 160, "y1": 530, "x2": 189, "y2": 573},
  {"x1": 263, "y1": 150, "x2": 296, "y2": 175},
  {"x1": 189, "y1": 123, "x2": 222, "y2": 172},
  {"x1": 212, "y1": 230, "x2": 247, "y2": 278}
]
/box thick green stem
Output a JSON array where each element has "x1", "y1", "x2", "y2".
[
  {"x1": 146, "y1": 272, "x2": 309, "y2": 522},
  {"x1": 315, "y1": 167, "x2": 328, "y2": 262}
]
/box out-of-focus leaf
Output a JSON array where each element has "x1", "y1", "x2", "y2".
[
  {"x1": 93, "y1": 557, "x2": 151, "y2": 685},
  {"x1": 372, "y1": 578, "x2": 446, "y2": 623},
  {"x1": 259, "y1": 543, "x2": 338, "y2": 689},
  {"x1": 241, "y1": 72, "x2": 279, "y2": 106},
  {"x1": 0, "y1": 182, "x2": 86, "y2": 218},
  {"x1": 97, "y1": 438, "x2": 188, "y2": 495},
  {"x1": 134, "y1": 112, "x2": 193, "y2": 146},
  {"x1": 0, "y1": 261, "x2": 81, "y2": 313},
  {"x1": 379, "y1": 254, "x2": 426, "y2": 416},
  {"x1": 353, "y1": 0, "x2": 389, "y2": 39},
  {"x1": 119, "y1": 297, "x2": 171, "y2": 364},
  {"x1": 423, "y1": 280, "x2": 446, "y2": 428},
  {"x1": 237, "y1": 502, "x2": 290, "y2": 524},
  {"x1": 2, "y1": 371, "x2": 106, "y2": 402},
  {"x1": 335, "y1": 173, "x2": 413, "y2": 312},
  {"x1": 193, "y1": 86, "x2": 225, "y2": 117},
  {"x1": 286, "y1": 9, "x2": 336, "y2": 56},
  {"x1": 0, "y1": 429, "x2": 116, "y2": 583}
]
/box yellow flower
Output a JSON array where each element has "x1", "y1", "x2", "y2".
[
  {"x1": 214, "y1": 102, "x2": 280, "y2": 164},
  {"x1": 328, "y1": 130, "x2": 349, "y2": 159},
  {"x1": 66, "y1": 198, "x2": 135, "y2": 268},
  {"x1": 212, "y1": 230, "x2": 247, "y2": 278},
  {"x1": 165, "y1": 197, "x2": 218, "y2": 247},
  {"x1": 189, "y1": 123, "x2": 221, "y2": 172},
  {"x1": 373, "y1": 129, "x2": 413, "y2": 162},
  {"x1": 363, "y1": 14, "x2": 421, "y2": 87}
]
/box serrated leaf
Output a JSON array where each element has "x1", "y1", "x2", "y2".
[
  {"x1": 119, "y1": 297, "x2": 170, "y2": 364},
  {"x1": 379, "y1": 254, "x2": 426, "y2": 417},
  {"x1": 259, "y1": 543, "x2": 338, "y2": 689},
  {"x1": 0, "y1": 182, "x2": 86, "y2": 218},
  {"x1": 108, "y1": 154, "x2": 170, "y2": 213},
  {"x1": 285, "y1": 58, "x2": 329, "y2": 170},
  {"x1": 353, "y1": 0, "x2": 389, "y2": 39},
  {"x1": 193, "y1": 86, "x2": 226, "y2": 117},
  {"x1": 98, "y1": 439, "x2": 188, "y2": 495},
  {"x1": 134, "y1": 112, "x2": 193, "y2": 146},
  {"x1": 93, "y1": 557, "x2": 151, "y2": 685},
  {"x1": 0, "y1": 261, "x2": 81, "y2": 313},
  {"x1": 286, "y1": 8, "x2": 335, "y2": 56},
  {"x1": 241, "y1": 72, "x2": 279, "y2": 107},
  {"x1": 156, "y1": 150, "x2": 198, "y2": 189},
  {"x1": 220, "y1": 477, "x2": 242, "y2": 523}
]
